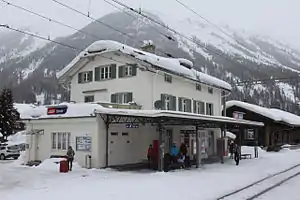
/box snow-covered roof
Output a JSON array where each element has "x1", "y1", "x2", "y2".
[
  {"x1": 226, "y1": 100, "x2": 300, "y2": 126},
  {"x1": 7, "y1": 130, "x2": 27, "y2": 146},
  {"x1": 226, "y1": 131, "x2": 236, "y2": 139},
  {"x1": 21, "y1": 102, "x2": 102, "y2": 120},
  {"x1": 22, "y1": 102, "x2": 263, "y2": 126},
  {"x1": 57, "y1": 40, "x2": 231, "y2": 91},
  {"x1": 14, "y1": 103, "x2": 37, "y2": 118}
]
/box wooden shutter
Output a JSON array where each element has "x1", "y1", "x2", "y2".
[
  {"x1": 95, "y1": 67, "x2": 100, "y2": 81},
  {"x1": 78, "y1": 73, "x2": 82, "y2": 83},
  {"x1": 193, "y1": 101, "x2": 197, "y2": 113},
  {"x1": 119, "y1": 66, "x2": 124, "y2": 78},
  {"x1": 171, "y1": 95, "x2": 176, "y2": 111},
  {"x1": 160, "y1": 94, "x2": 166, "y2": 110},
  {"x1": 132, "y1": 65, "x2": 137, "y2": 76},
  {"x1": 88, "y1": 71, "x2": 93, "y2": 82},
  {"x1": 111, "y1": 94, "x2": 117, "y2": 103},
  {"x1": 111, "y1": 64, "x2": 117, "y2": 79},
  {"x1": 127, "y1": 92, "x2": 133, "y2": 103},
  {"x1": 186, "y1": 99, "x2": 191, "y2": 112},
  {"x1": 178, "y1": 97, "x2": 182, "y2": 111}
]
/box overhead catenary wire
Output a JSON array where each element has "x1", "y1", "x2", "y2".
[
  {"x1": 0, "y1": 24, "x2": 138, "y2": 67},
  {"x1": 102, "y1": 0, "x2": 175, "y2": 42},
  {"x1": 107, "y1": 0, "x2": 247, "y2": 67},
  {"x1": 52, "y1": 0, "x2": 174, "y2": 57},
  {"x1": 0, "y1": 0, "x2": 102, "y2": 41},
  {"x1": 174, "y1": 0, "x2": 259, "y2": 56}
]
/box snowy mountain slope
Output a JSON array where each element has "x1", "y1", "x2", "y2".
[{"x1": 0, "y1": 11, "x2": 300, "y2": 113}]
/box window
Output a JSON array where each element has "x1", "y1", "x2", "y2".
[
  {"x1": 164, "y1": 74, "x2": 172, "y2": 83},
  {"x1": 78, "y1": 71, "x2": 93, "y2": 83},
  {"x1": 84, "y1": 95, "x2": 94, "y2": 103},
  {"x1": 57, "y1": 133, "x2": 62, "y2": 149},
  {"x1": 178, "y1": 97, "x2": 191, "y2": 112},
  {"x1": 196, "y1": 84, "x2": 202, "y2": 91},
  {"x1": 193, "y1": 101, "x2": 205, "y2": 114},
  {"x1": 52, "y1": 132, "x2": 70, "y2": 150},
  {"x1": 161, "y1": 94, "x2": 176, "y2": 110},
  {"x1": 52, "y1": 132, "x2": 57, "y2": 149},
  {"x1": 206, "y1": 103, "x2": 214, "y2": 115},
  {"x1": 119, "y1": 65, "x2": 137, "y2": 78},
  {"x1": 111, "y1": 132, "x2": 118, "y2": 136},
  {"x1": 122, "y1": 132, "x2": 129, "y2": 136},
  {"x1": 95, "y1": 64, "x2": 116, "y2": 81},
  {"x1": 208, "y1": 87, "x2": 213, "y2": 94},
  {"x1": 111, "y1": 92, "x2": 133, "y2": 104}
]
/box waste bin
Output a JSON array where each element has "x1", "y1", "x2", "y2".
[
  {"x1": 85, "y1": 155, "x2": 92, "y2": 169},
  {"x1": 60, "y1": 159, "x2": 69, "y2": 173}
]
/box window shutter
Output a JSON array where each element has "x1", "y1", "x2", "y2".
[
  {"x1": 111, "y1": 94, "x2": 117, "y2": 103},
  {"x1": 78, "y1": 73, "x2": 82, "y2": 83},
  {"x1": 95, "y1": 67, "x2": 100, "y2": 81},
  {"x1": 88, "y1": 71, "x2": 93, "y2": 82},
  {"x1": 186, "y1": 99, "x2": 191, "y2": 112},
  {"x1": 127, "y1": 92, "x2": 133, "y2": 103},
  {"x1": 210, "y1": 104, "x2": 214, "y2": 115},
  {"x1": 178, "y1": 97, "x2": 182, "y2": 111},
  {"x1": 111, "y1": 64, "x2": 117, "y2": 79},
  {"x1": 171, "y1": 95, "x2": 176, "y2": 111},
  {"x1": 193, "y1": 101, "x2": 197, "y2": 113},
  {"x1": 132, "y1": 65, "x2": 137, "y2": 76},
  {"x1": 160, "y1": 94, "x2": 166, "y2": 110},
  {"x1": 119, "y1": 66, "x2": 124, "y2": 78}
]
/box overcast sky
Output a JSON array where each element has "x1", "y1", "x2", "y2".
[{"x1": 0, "y1": 0, "x2": 299, "y2": 48}]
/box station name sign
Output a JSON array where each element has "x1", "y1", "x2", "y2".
[{"x1": 47, "y1": 105, "x2": 68, "y2": 115}]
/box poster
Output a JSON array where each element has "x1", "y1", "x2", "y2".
[{"x1": 76, "y1": 136, "x2": 92, "y2": 152}]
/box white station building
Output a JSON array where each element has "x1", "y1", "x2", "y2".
[{"x1": 23, "y1": 40, "x2": 263, "y2": 170}]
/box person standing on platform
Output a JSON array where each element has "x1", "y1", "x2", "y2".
[
  {"x1": 67, "y1": 146, "x2": 75, "y2": 171},
  {"x1": 229, "y1": 141, "x2": 234, "y2": 159},
  {"x1": 233, "y1": 143, "x2": 240, "y2": 166},
  {"x1": 170, "y1": 142, "x2": 179, "y2": 163},
  {"x1": 147, "y1": 144, "x2": 153, "y2": 168}
]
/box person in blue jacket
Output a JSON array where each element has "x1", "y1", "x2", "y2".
[{"x1": 170, "y1": 142, "x2": 179, "y2": 162}]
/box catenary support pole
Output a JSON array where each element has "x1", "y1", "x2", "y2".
[
  {"x1": 196, "y1": 126, "x2": 200, "y2": 168},
  {"x1": 105, "y1": 115, "x2": 109, "y2": 168}
]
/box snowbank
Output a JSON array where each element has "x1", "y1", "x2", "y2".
[
  {"x1": 241, "y1": 146, "x2": 265, "y2": 156},
  {"x1": 226, "y1": 100, "x2": 300, "y2": 126},
  {"x1": 7, "y1": 130, "x2": 26, "y2": 146},
  {"x1": 36, "y1": 158, "x2": 83, "y2": 172},
  {"x1": 57, "y1": 40, "x2": 232, "y2": 90}
]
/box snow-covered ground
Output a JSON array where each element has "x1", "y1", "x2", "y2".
[{"x1": 1, "y1": 147, "x2": 300, "y2": 200}]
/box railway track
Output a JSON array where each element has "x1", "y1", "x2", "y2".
[{"x1": 216, "y1": 163, "x2": 300, "y2": 200}]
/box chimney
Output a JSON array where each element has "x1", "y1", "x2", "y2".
[{"x1": 141, "y1": 40, "x2": 156, "y2": 54}]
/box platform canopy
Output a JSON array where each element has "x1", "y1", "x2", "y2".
[{"x1": 95, "y1": 108, "x2": 264, "y2": 127}]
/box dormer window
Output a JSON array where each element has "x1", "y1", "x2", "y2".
[
  {"x1": 208, "y1": 87, "x2": 213, "y2": 94},
  {"x1": 119, "y1": 65, "x2": 137, "y2": 78}
]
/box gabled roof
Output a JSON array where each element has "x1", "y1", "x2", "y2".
[
  {"x1": 56, "y1": 40, "x2": 232, "y2": 91},
  {"x1": 226, "y1": 100, "x2": 300, "y2": 127}
]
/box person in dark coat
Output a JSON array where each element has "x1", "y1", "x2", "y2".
[
  {"x1": 233, "y1": 144, "x2": 240, "y2": 166},
  {"x1": 180, "y1": 143, "x2": 188, "y2": 156},
  {"x1": 229, "y1": 141, "x2": 234, "y2": 159},
  {"x1": 147, "y1": 144, "x2": 153, "y2": 165},
  {"x1": 66, "y1": 146, "x2": 75, "y2": 171}
]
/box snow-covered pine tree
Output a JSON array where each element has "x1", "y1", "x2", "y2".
[{"x1": 0, "y1": 88, "x2": 20, "y2": 144}]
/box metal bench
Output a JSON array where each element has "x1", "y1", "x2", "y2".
[{"x1": 240, "y1": 154, "x2": 252, "y2": 159}]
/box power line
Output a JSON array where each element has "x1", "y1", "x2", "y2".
[
  {"x1": 52, "y1": 0, "x2": 174, "y2": 57},
  {"x1": 107, "y1": 0, "x2": 246, "y2": 67},
  {"x1": 0, "y1": 0, "x2": 102, "y2": 41},
  {"x1": 0, "y1": 24, "x2": 136, "y2": 67},
  {"x1": 103, "y1": 0, "x2": 175, "y2": 42},
  {"x1": 52, "y1": 0, "x2": 138, "y2": 44},
  {"x1": 174, "y1": 0, "x2": 255, "y2": 53}
]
